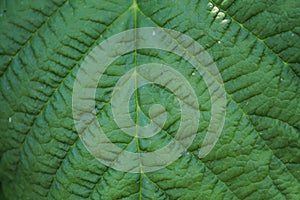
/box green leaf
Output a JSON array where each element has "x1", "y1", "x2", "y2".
[{"x1": 0, "y1": 0, "x2": 299, "y2": 199}]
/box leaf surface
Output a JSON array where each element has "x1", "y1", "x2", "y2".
[{"x1": 0, "y1": 0, "x2": 299, "y2": 199}]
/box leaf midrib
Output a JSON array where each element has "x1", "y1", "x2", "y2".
[{"x1": 2, "y1": 0, "x2": 299, "y2": 199}]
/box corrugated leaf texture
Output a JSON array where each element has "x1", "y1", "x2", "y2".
[{"x1": 0, "y1": 0, "x2": 300, "y2": 199}]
